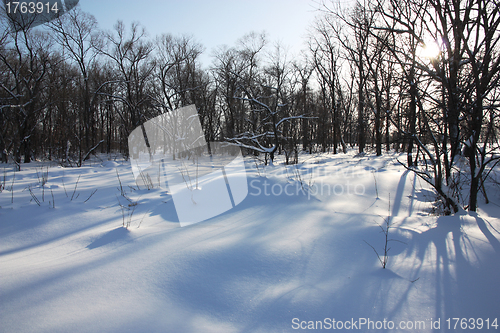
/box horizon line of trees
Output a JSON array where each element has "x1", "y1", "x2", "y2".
[{"x1": 1, "y1": 0, "x2": 499, "y2": 213}]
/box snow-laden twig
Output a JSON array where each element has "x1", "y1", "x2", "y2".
[
  {"x1": 28, "y1": 185, "x2": 41, "y2": 206},
  {"x1": 84, "y1": 189, "x2": 98, "y2": 203},
  {"x1": 364, "y1": 194, "x2": 406, "y2": 269},
  {"x1": 71, "y1": 175, "x2": 81, "y2": 201},
  {"x1": 82, "y1": 140, "x2": 104, "y2": 163}
]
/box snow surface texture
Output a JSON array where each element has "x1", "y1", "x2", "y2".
[{"x1": 1, "y1": 151, "x2": 499, "y2": 332}]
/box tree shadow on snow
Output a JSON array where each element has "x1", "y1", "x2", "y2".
[
  {"x1": 150, "y1": 211, "x2": 421, "y2": 332},
  {"x1": 147, "y1": 175, "x2": 315, "y2": 228},
  {"x1": 86, "y1": 227, "x2": 132, "y2": 249},
  {"x1": 402, "y1": 213, "x2": 500, "y2": 325}
]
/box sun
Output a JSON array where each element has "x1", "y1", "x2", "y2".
[{"x1": 421, "y1": 41, "x2": 441, "y2": 59}]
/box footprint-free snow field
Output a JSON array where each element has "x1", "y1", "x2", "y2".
[{"x1": 1, "y1": 152, "x2": 499, "y2": 332}]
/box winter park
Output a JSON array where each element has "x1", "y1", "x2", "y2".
[{"x1": 1, "y1": 0, "x2": 500, "y2": 332}]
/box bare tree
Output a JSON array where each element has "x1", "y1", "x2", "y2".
[
  {"x1": 0, "y1": 16, "x2": 52, "y2": 168},
  {"x1": 375, "y1": 0, "x2": 500, "y2": 212},
  {"x1": 228, "y1": 42, "x2": 314, "y2": 164},
  {"x1": 454, "y1": 0, "x2": 500, "y2": 211},
  {"x1": 320, "y1": 0, "x2": 377, "y2": 153},
  {"x1": 98, "y1": 21, "x2": 155, "y2": 152},
  {"x1": 310, "y1": 15, "x2": 347, "y2": 154},
  {"x1": 50, "y1": 7, "x2": 102, "y2": 164},
  {"x1": 153, "y1": 34, "x2": 203, "y2": 111},
  {"x1": 291, "y1": 59, "x2": 314, "y2": 156}
]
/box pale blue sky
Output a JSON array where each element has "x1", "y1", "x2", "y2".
[{"x1": 78, "y1": 0, "x2": 319, "y2": 67}]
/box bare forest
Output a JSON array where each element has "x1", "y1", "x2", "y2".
[{"x1": 1, "y1": 0, "x2": 500, "y2": 213}]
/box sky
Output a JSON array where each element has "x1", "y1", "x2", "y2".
[{"x1": 78, "y1": 0, "x2": 321, "y2": 67}]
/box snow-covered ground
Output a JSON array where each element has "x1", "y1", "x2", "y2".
[{"x1": 1, "y1": 151, "x2": 499, "y2": 332}]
